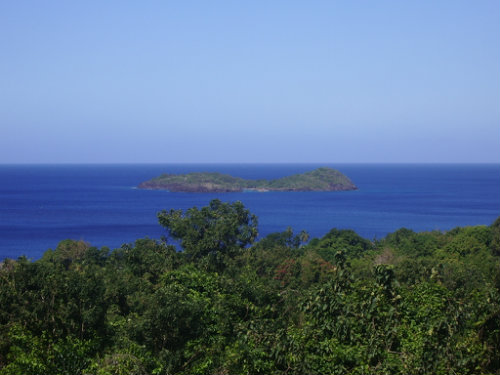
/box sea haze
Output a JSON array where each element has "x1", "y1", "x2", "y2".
[{"x1": 0, "y1": 163, "x2": 499, "y2": 260}]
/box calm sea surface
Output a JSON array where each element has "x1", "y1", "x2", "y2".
[{"x1": 1, "y1": 164, "x2": 499, "y2": 260}]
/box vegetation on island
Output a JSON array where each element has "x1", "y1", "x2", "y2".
[
  {"x1": 138, "y1": 167, "x2": 357, "y2": 192},
  {"x1": 1, "y1": 199, "x2": 499, "y2": 374}
]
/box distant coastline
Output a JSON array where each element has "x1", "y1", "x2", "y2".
[{"x1": 138, "y1": 167, "x2": 357, "y2": 193}]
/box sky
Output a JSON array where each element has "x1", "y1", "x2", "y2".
[{"x1": 1, "y1": 1, "x2": 499, "y2": 163}]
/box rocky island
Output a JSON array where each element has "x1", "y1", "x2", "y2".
[{"x1": 138, "y1": 167, "x2": 357, "y2": 192}]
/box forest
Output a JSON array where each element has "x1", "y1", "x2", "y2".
[{"x1": 0, "y1": 199, "x2": 499, "y2": 375}]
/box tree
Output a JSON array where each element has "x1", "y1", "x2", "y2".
[
  {"x1": 157, "y1": 199, "x2": 258, "y2": 267},
  {"x1": 490, "y1": 216, "x2": 500, "y2": 256}
]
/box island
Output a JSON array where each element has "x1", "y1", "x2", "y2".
[{"x1": 137, "y1": 167, "x2": 357, "y2": 192}]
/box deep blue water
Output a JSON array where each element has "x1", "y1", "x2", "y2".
[{"x1": 1, "y1": 163, "x2": 499, "y2": 260}]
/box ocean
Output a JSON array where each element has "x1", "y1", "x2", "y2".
[{"x1": 1, "y1": 163, "x2": 499, "y2": 260}]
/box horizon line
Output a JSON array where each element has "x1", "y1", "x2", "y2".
[{"x1": 1, "y1": 161, "x2": 499, "y2": 166}]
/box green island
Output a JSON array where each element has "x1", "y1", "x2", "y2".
[
  {"x1": 1, "y1": 199, "x2": 499, "y2": 375},
  {"x1": 138, "y1": 167, "x2": 357, "y2": 192}
]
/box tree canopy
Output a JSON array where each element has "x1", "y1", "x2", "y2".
[
  {"x1": 158, "y1": 199, "x2": 257, "y2": 268},
  {"x1": 1, "y1": 200, "x2": 499, "y2": 374}
]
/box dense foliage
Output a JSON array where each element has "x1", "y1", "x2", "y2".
[{"x1": 1, "y1": 200, "x2": 499, "y2": 374}]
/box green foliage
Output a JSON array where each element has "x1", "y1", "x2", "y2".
[
  {"x1": 491, "y1": 216, "x2": 500, "y2": 256},
  {"x1": 253, "y1": 227, "x2": 309, "y2": 251},
  {"x1": 0, "y1": 324, "x2": 95, "y2": 375},
  {"x1": 158, "y1": 199, "x2": 258, "y2": 270},
  {"x1": 383, "y1": 228, "x2": 443, "y2": 257},
  {"x1": 110, "y1": 238, "x2": 179, "y2": 283},
  {"x1": 397, "y1": 282, "x2": 489, "y2": 374},
  {"x1": 308, "y1": 228, "x2": 374, "y2": 259},
  {"x1": 1, "y1": 202, "x2": 499, "y2": 375},
  {"x1": 444, "y1": 225, "x2": 491, "y2": 256},
  {"x1": 90, "y1": 353, "x2": 147, "y2": 375}
]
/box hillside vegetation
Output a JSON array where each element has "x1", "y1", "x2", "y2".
[
  {"x1": 1, "y1": 200, "x2": 499, "y2": 375},
  {"x1": 138, "y1": 167, "x2": 357, "y2": 192}
]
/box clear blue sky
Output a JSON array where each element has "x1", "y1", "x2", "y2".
[{"x1": 1, "y1": 1, "x2": 499, "y2": 163}]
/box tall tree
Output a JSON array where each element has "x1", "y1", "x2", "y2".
[{"x1": 158, "y1": 199, "x2": 258, "y2": 268}]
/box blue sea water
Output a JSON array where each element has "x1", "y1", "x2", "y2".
[{"x1": 0, "y1": 163, "x2": 499, "y2": 260}]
